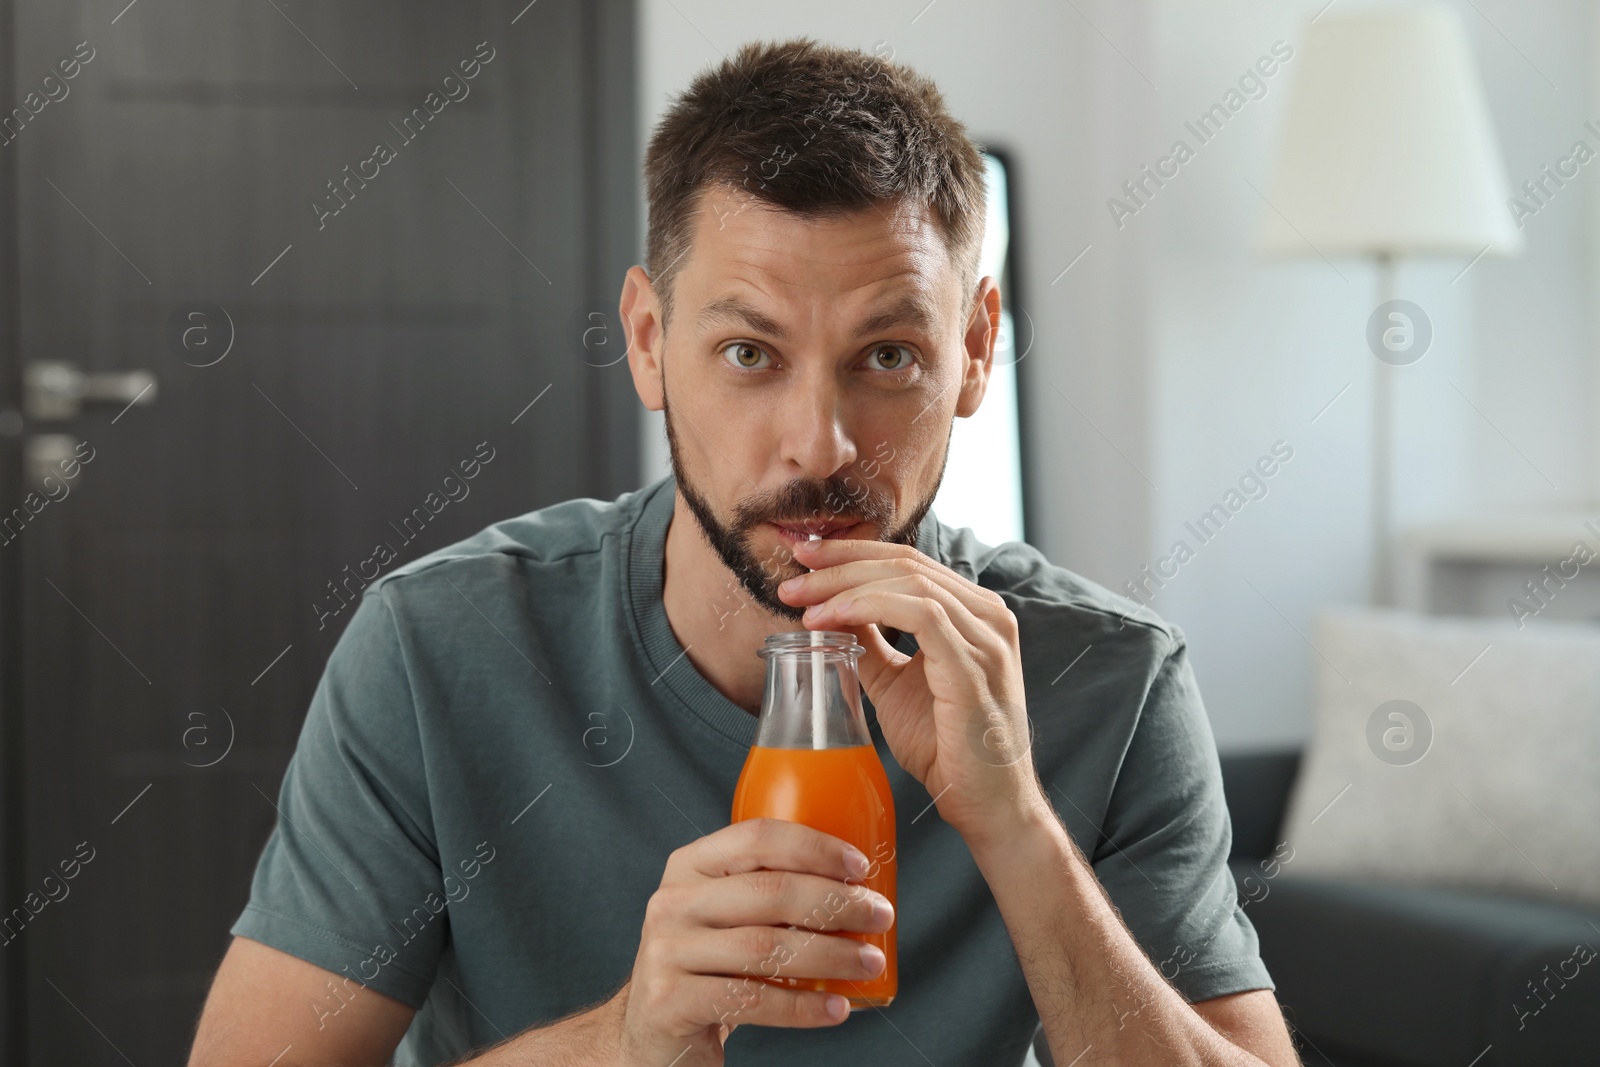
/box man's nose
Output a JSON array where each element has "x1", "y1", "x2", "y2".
[{"x1": 778, "y1": 368, "x2": 858, "y2": 480}]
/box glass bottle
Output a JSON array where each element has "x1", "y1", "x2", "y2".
[{"x1": 730, "y1": 629, "x2": 898, "y2": 1009}]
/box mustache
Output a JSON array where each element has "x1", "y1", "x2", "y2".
[{"x1": 731, "y1": 476, "x2": 895, "y2": 531}]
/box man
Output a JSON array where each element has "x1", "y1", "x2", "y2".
[{"x1": 189, "y1": 37, "x2": 1302, "y2": 1067}]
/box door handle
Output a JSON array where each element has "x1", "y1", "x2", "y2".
[
  {"x1": 24, "y1": 361, "x2": 156, "y2": 421},
  {"x1": 24, "y1": 433, "x2": 84, "y2": 490}
]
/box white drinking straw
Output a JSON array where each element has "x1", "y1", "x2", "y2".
[{"x1": 808, "y1": 533, "x2": 826, "y2": 748}]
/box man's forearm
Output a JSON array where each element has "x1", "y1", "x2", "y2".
[
  {"x1": 966, "y1": 803, "x2": 1267, "y2": 1067},
  {"x1": 449, "y1": 988, "x2": 623, "y2": 1067}
]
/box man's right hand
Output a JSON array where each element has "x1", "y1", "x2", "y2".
[{"x1": 609, "y1": 816, "x2": 896, "y2": 1066}]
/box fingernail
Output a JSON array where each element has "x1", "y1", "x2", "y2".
[
  {"x1": 826, "y1": 994, "x2": 850, "y2": 1020},
  {"x1": 871, "y1": 898, "x2": 894, "y2": 929},
  {"x1": 859, "y1": 943, "x2": 885, "y2": 974}
]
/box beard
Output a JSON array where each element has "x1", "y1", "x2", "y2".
[{"x1": 662, "y1": 385, "x2": 949, "y2": 623}]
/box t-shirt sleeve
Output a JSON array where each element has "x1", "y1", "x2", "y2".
[
  {"x1": 230, "y1": 584, "x2": 446, "y2": 1011},
  {"x1": 1088, "y1": 630, "x2": 1275, "y2": 1003}
]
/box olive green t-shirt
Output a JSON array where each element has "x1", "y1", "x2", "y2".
[{"x1": 230, "y1": 473, "x2": 1273, "y2": 1065}]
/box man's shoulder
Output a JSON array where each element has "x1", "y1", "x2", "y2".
[
  {"x1": 937, "y1": 520, "x2": 1181, "y2": 659},
  {"x1": 368, "y1": 480, "x2": 658, "y2": 596}
]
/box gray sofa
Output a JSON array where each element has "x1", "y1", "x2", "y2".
[{"x1": 1033, "y1": 749, "x2": 1600, "y2": 1066}]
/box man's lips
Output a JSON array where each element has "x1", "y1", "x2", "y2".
[{"x1": 767, "y1": 520, "x2": 864, "y2": 543}]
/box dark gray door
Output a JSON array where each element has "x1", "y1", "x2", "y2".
[{"x1": 0, "y1": 1, "x2": 638, "y2": 1061}]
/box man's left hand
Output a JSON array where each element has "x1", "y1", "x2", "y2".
[{"x1": 777, "y1": 537, "x2": 1044, "y2": 843}]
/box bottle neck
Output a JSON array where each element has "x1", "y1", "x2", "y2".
[{"x1": 755, "y1": 633, "x2": 871, "y2": 749}]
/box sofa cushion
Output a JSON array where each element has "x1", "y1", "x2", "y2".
[
  {"x1": 1279, "y1": 608, "x2": 1600, "y2": 908},
  {"x1": 1234, "y1": 861, "x2": 1600, "y2": 1066}
]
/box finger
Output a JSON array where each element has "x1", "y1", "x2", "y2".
[
  {"x1": 681, "y1": 868, "x2": 893, "y2": 934},
  {"x1": 843, "y1": 577, "x2": 991, "y2": 658},
  {"x1": 673, "y1": 973, "x2": 852, "y2": 1031},
  {"x1": 812, "y1": 579, "x2": 960, "y2": 687},
  {"x1": 842, "y1": 621, "x2": 910, "y2": 694},
  {"x1": 806, "y1": 573, "x2": 988, "y2": 656},
  {"x1": 672, "y1": 924, "x2": 887, "y2": 984},
  {"x1": 792, "y1": 534, "x2": 908, "y2": 563},
  {"x1": 666, "y1": 816, "x2": 867, "y2": 887},
  {"x1": 789, "y1": 536, "x2": 901, "y2": 586},
  {"x1": 784, "y1": 552, "x2": 1003, "y2": 627}
]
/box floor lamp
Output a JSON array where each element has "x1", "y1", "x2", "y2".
[{"x1": 1255, "y1": 4, "x2": 1522, "y2": 606}]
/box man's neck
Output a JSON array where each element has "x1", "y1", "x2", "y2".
[{"x1": 659, "y1": 490, "x2": 799, "y2": 716}]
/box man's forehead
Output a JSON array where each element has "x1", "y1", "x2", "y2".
[
  {"x1": 681, "y1": 182, "x2": 958, "y2": 318},
  {"x1": 698, "y1": 180, "x2": 933, "y2": 230},
  {"x1": 693, "y1": 181, "x2": 946, "y2": 262}
]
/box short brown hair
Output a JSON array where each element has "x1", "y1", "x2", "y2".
[{"x1": 642, "y1": 37, "x2": 989, "y2": 330}]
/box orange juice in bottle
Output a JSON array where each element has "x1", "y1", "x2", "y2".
[{"x1": 731, "y1": 628, "x2": 897, "y2": 1009}]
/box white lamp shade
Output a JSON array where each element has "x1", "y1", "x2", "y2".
[{"x1": 1256, "y1": 4, "x2": 1522, "y2": 258}]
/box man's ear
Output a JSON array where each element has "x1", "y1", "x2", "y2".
[
  {"x1": 955, "y1": 276, "x2": 1002, "y2": 418},
  {"x1": 620, "y1": 264, "x2": 665, "y2": 411}
]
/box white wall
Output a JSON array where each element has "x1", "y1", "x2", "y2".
[
  {"x1": 633, "y1": 0, "x2": 1599, "y2": 752},
  {"x1": 1142, "y1": 0, "x2": 1597, "y2": 750}
]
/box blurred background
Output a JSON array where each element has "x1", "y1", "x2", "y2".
[{"x1": 2, "y1": 0, "x2": 1597, "y2": 1063}]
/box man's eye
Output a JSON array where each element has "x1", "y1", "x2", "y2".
[
  {"x1": 721, "y1": 342, "x2": 771, "y2": 370},
  {"x1": 866, "y1": 344, "x2": 916, "y2": 372}
]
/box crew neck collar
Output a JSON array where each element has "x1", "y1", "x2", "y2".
[{"x1": 624, "y1": 474, "x2": 939, "y2": 749}]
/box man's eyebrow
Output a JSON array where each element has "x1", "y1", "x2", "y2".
[
  {"x1": 697, "y1": 297, "x2": 790, "y2": 341},
  {"x1": 695, "y1": 292, "x2": 941, "y2": 344},
  {"x1": 852, "y1": 292, "x2": 941, "y2": 340}
]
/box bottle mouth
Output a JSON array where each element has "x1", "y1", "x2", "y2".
[{"x1": 758, "y1": 630, "x2": 864, "y2": 658}]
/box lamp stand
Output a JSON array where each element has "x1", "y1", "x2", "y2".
[{"x1": 1371, "y1": 252, "x2": 1397, "y2": 607}]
